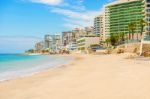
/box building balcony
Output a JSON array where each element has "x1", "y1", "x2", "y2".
[{"x1": 143, "y1": 35, "x2": 150, "y2": 41}]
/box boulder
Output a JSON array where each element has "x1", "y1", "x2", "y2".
[{"x1": 143, "y1": 51, "x2": 150, "y2": 57}]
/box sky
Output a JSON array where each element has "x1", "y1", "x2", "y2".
[{"x1": 0, "y1": 0, "x2": 114, "y2": 53}]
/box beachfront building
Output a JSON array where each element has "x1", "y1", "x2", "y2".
[
  {"x1": 104, "y1": 0, "x2": 144, "y2": 40},
  {"x1": 84, "y1": 27, "x2": 94, "y2": 36},
  {"x1": 50, "y1": 34, "x2": 62, "y2": 53},
  {"x1": 34, "y1": 41, "x2": 44, "y2": 53},
  {"x1": 62, "y1": 27, "x2": 97, "y2": 52},
  {"x1": 53, "y1": 34, "x2": 62, "y2": 53},
  {"x1": 94, "y1": 15, "x2": 104, "y2": 42},
  {"x1": 72, "y1": 28, "x2": 85, "y2": 39},
  {"x1": 62, "y1": 31, "x2": 74, "y2": 46},
  {"x1": 94, "y1": 15, "x2": 103, "y2": 38},
  {"x1": 143, "y1": 0, "x2": 150, "y2": 36},
  {"x1": 44, "y1": 35, "x2": 52, "y2": 50},
  {"x1": 77, "y1": 36, "x2": 100, "y2": 51},
  {"x1": 44, "y1": 34, "x2": 61, "y2": 53},
  {"x1": 66, "y1": 42, "x2": 77, "y2": 51},
  {"x1": 62, "y1": 28, "x2": 86, "y2": 48}
]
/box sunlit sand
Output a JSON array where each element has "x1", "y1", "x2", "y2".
[{"x1": 0, "y1": 54, "x2": 150, "y2": 99}]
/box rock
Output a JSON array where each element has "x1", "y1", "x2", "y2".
[
  {"x1": 117, "y1": 48, "x2": 124, "y2": 54},
  {"x1": 143, "y1": 51, "x2": 150, "y2": 57}
]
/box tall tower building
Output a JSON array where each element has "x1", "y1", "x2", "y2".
[
  {"x1": 104, "y1": 0, "x2": 144, "y2": 39},
  {"x1": 143, "y1": 0, "x2": 150, "y2": 35},
  {"x1": 44, "y1": 35, "x2": 52, "y2": 49},
  {"x1": 94, "y1": 15, "x2": 103, "y2": 36}
]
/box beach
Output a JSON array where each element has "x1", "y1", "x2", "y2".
[{"x1": 0, "y1": 54, "x2": 150, "y2": 99}]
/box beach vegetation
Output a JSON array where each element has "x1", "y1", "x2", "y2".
[
  {"x1": 128, "y1": 22, "x2": 136, "y2": 40},
  {"x1": 105, "y1": 38, "x2": 111, "y2": 47},
  {"x1": 27, "y1": 49, "x2": 34, "y2": 53},
  {"x1": 42, "y1": 49, "x2": 50, "y2": 53},
  {"x1": 110, "y1": 33, "x2": 119, "y2": 46},
  {"x1": 139, "y1": 19, "x2": 147, "y2": 37}
]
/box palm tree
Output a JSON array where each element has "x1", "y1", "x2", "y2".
[
  {"x1": 128, "y1": 22, "x2": 136, "y2": 40},
  {"x1": 119, "y1": 32, "x2": 125, "y2": 44},
  {"x1": 110, "y1": 33, "x2": 119, "y2": 46},
  {"x1": 105, "y1": 38, "x2": 110, "y2": 47},
  {"x1": 139, "y1": 19, "x2": 146, "y2": 38}
]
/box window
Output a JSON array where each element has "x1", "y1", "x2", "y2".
[
  {"x1": 147, "y1": 4, "x2": 150, "y2": 7},
  {"x1": 147, "y1": 0, "x2": 150, "y2": 3}
]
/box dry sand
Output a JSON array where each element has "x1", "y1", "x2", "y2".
[{"x1": 0, "y1": 54, "x2": 150, "y2": 99}]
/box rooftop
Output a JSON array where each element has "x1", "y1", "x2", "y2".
[{"x1": 105, "y1": 0, "x2": 139, "y2": 7}]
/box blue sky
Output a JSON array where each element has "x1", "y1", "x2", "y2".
[{"x1": 0, "y1": 0, "x2": 113, "y2": 53}]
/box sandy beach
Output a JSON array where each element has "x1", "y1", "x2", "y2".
[{"x1": 0, "y1": 54, "x2": 150, "y2": 99}]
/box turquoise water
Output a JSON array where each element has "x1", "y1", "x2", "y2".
[
  {"x1": 0, "y1": 54, "x2": 72, "y2": 81},
  {"x1": 0, "y1": 54, "x2": 40, "y2": 62}
]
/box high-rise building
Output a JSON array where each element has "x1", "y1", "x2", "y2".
[
  {"x1": 62, "y1": 31, "x2": 74, "y2": 46},
  {"x1": 53, "y1": 34, "x2": 62, "y2": 53},
  {"x1": 84, "y1": 26, "x2": 94, "y2": 35},
  {"x1": 35, "y1": 41, "x2": 44, "y2": 53},
  {"x1": 143, "y1": 0, "x2": 150, "y2": 35},
  {"x1": 72, "y1": 28, "x2": 85, "y2": 39},
  {"x1": 94, "y1": 15, "x2": 103, "y2": 36},
  {"x1": 44, "y1": 35, "x2": 52, "y2": 49},
  {"x1": 44, "y1": 34, "x2": 61, "y2": 53},
  {"x1": 94, "y1": 15, "x2": 104, "y2": 41},
  {"x1": 104, "y1": 0, "x2": 144, "y2": 39},
  {"x1": 62, "y1": 28, "x2": 85, "y2": 47}
]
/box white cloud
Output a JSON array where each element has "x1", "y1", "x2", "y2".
[
  {"x1": 51, "y1": 8, "x2": 91, "y2": 20},
  {"x1": 30, "y1": 0, "x2": 63, "y2": 5},
  {"x1": 50, "y1": 8, "x2": 100, "y2": 29},
  {"x1": 27, "y1": 0, "x2": 105, "y2": 29}
]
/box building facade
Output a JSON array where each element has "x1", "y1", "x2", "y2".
[
  {"x1": 143, "y1": 0, "x2": 150, "y2": 35},
  {"x1": 66, "y1": 42, "x2": 77, "y2": 51},
  {"x1": 94, "y1": 15, "x2": 103, "y2": 37},
  {"x1": 104, "y1": 0, "x2": 144, "y2": 39},
  {"x1": 44, "y1": 34, "x2": 61, "y2": 53},
  {"x1": 77, "y1": 36, "x2": 100, "y2": 50},
  {"x1": 62, "y1": 31, "x2": 74, "y2": 46},
  {"x1": 84, "y1": 27, "x2": 94, "y2": 35},
  {"x1": 35, "y1": 41, "x2": 44, "y2": 53},
  {"x1": 62, "y1": 28, "x2": 86, "y2": 48},
  {"x1": 53, "y1": 34, "x2": 62, "y2": 53},
  {"x1": 44, "y1": 35, "x2": 52, "y2": 49}
]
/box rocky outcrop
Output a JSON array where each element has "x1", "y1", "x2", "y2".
[
  {"x1": 111, "y1": 43, "x2": 140, "y2": 54},
  {"x1": 142, "y1": 44, "x2": 150, "y2": 57},
  {"x1": 124, "y1": 43, "x2": 140, "y2": 54}
]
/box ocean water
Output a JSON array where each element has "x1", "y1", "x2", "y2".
[{"x1": 0, "y1": 54, "x2": 73, "y2": 81}]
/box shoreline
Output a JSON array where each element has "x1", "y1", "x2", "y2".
[
  {"x1": 0, "y1": 54, "x2": 150, "y2": 99},
  {"x1": 0, "y1": 55, "x2": 75, "y2": 82}
]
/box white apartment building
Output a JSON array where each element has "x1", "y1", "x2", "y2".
[{"x1": 77, "y1": 36, "x2": 100, "y2": 50}]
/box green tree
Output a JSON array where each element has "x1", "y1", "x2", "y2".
[
  {"x1": 105, "y1": 38, "x2": 110, "y2": 47},
  {"x1": 28, "y1": 49, "x2": 34, "y2": 53},
  {"x1": 128, "y1": 22, "x2": 136, "y2": 40},
  {"x1": 110, "y1": 33, "x2": 119, "y2": 46},
  {"x1": 139, "y1": 19, "x2": 146, "y2": 37},
  {"x1": 119, "y1": 32, "x2": 125, "y2": 43}
]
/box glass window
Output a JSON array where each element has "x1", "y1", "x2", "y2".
[
  {"x1": 147, "y1": 0, "x2": 150, "y2": 3},
  {"x1": 147, "y1": 4, "x2": 150, "y2": 7}
]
